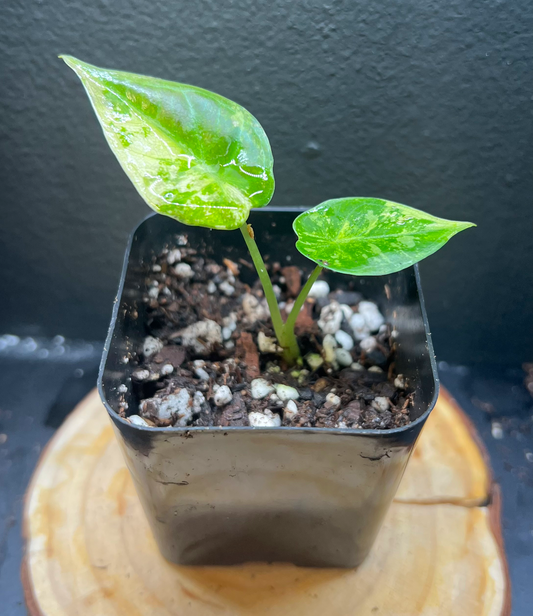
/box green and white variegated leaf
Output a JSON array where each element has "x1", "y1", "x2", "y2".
[
  {"x1": 293, "y1": 197, "x2": 475, "y2": 276},
  {"x1": 61, "y1": 56, "x2": 274, "y2": 230}
]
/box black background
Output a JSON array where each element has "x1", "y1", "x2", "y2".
[{"x1": 1, "y1": 0, "x2": 532, "y2": 365}]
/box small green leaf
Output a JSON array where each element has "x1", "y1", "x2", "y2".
[
  {"x1": 293, "y1": 197, "x2": 475, "y2": 276},
  {"x1": 61, "y1": 56, "x2": 274, "y2": 230}
]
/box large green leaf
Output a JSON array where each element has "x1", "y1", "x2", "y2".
[
  {"x1": 61, "y1": 56, "x2": 274, "y2": 230},
  {"x1": 293, "y1": 197, "x2": 475, "y2": 276}
]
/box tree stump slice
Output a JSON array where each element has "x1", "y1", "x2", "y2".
[{"x1": 22, "y1": 389, "x2": 510, "y2": 616}]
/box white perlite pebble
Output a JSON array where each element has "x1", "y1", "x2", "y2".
[
  {"x1": 222, "y1": 327, "x2": 233, "y2": 341},
  {"x1": 360, "y1": 336, "x2": 377, "y2": 353},
  {"x1": 351, "y1": 362, "x2": 365, "y2": 371},
  {"x1": 152, "y1": 264, "x2": 162, "y2": 272},
  {"x1": 335, "y1": 348, "x2": 353, "y2": 367},
  {"x1": 193, "y1": 391, "x2": 205, "y2": 413},
  {"x1": 308, "y1": 280, "x2": 330, "y2": 298},
  {"x1": 322, "y1": 334, "x2": 337, "y2": 364},
  {"x1": 172, "y1": 391, "x2": 194, "y2": 426},
  {"x1": 213, "y1": 385, "x2": 233, "y2": 407},
  {"x1": 274, "y1": 384, "x2": 299, "y2": 401},
  {"x1": 368, "y1": 366, "x2": 383, "y2": 373},
  {"x1": 143, "y1": 336, "x2": 164, "y2": 358},
  {"x1": 284, "y1": 399, "x2": 298, "y2": 420},
  {"x1": 491, "y1": 422, "x2": 504, "y2": 439},
  {"x1": 394, "y1": 374, "x2": 406, "y2": 389},
  {"x1": 305, "y1": 353, "x2": 324, "y2": 370},
  {"x1": 218, "y1": 281, "x2": 235, "y2": 296},
  {"x1": 242, "y1": 293, "x2": 269, "y2": 322},
  {"x1": 358, "y1": 301, "x2": 385, "y2": 332},
  {"x1": 372, "y1": 396, "x2": 390, "y2": 412},
  {"x1": 148, "y1": 286, "x2": 159, "y2": 299},
  {"x1": 248, "y1": 410, "x2": 282, "y2": 427},
  {"x1": 335, "y1": 329, "x2": 354, "y2": 350},
  {"x1": 339, "y1": 304, "x2": 353, "y2": 320},
  {"x1": 318, "y1": 301, "x2": 343, "y2": 335},
  {"x1": 140, "y1": 389, "x2": 192, "y2": 425},
  {"x1": 174, "y1": 263, "x2": 194, "y2": 279},
  {"x1": 207, "y1": 280, "x2": 217, "y2": 294},
  {"x1": 132, "y1": 369, "x2": 151, "y2": 381},
  {"x1": 269, "y1": 393, "x2": 283, "y2": 407},
  {"x1": 178, "y1": 319, "x2": 222, "y2": 354},
  {"x1": 349, "y1": 313, "x2": 371, "y2": 341},
  {"x1": 166, "y1": 248, "x2": 182, "y2": 264},
  {"x1": 118, "y1": 384, "x2": 128, "y2": 393},
  {"x1": 222, "y1": 313, "x2": 238, "y2": 331},
  {"x1": 129, "y1": 414, "x2": 150, "y2": 427},
  {"x1": 273, "y1": 284, "x2": 282, "y2": 298},
  {"x1": 251, "y1": 378, "x2": 275, "y2": 399},
  {"x1": 257, "y1": 331, "x2": 281, "y2": 354},
  {"x1": 325, "y1": 393, "x2": 341, "y2": 408},
  {"x1": 161, "y1": 364, "x2": 174, "y2": 375},
  {"x1": 194, "y1": 367, "x2": 210, "y2": 381}
]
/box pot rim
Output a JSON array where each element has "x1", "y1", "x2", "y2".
[{"x1": 98, "y1": 207, "x2": 440, "y2": 437}]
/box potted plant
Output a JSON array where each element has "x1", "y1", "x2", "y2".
[{"x1": 62, "y1": 56, "x2": 474, "y2": 567}]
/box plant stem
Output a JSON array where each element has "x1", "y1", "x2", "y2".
[
  {"x1": 284, "y1": 264, "x2": 323, "y2": 334},
  {"x1": 280, "y1": 264, "x2": 323, "y2": 363},
  {"x1": 239, "y1": 224, "x2": 324, "y2": 366},
  {"x1": 239, "y1": 223, "x2": 285, "y2": 345}
]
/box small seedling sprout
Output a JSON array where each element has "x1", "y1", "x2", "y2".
[{"x1": 61, "y1": 56, "x2": 475, "y2": 365}]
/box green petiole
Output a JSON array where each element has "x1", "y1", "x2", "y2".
[
  {"x1": 240, "y1": 223, "x2": 323, "y2": 365},
  {"x1": 239, "y1": 223, "x2": 286, "y2": 345}
]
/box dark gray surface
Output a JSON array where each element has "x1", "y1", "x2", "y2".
[
  {"x1": 0, "y1": 354, "x2": 531, "y2": 614},
  {"x1": 0, "y1": 345, "x2": 103, "y2": 615},
  {"x1": 0, "y1": 0, "x2": 532, "y2": 364}
]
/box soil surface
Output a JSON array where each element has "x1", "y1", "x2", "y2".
[{"x1": 121, "y1": 234, "x2": 415, "y2": 430}]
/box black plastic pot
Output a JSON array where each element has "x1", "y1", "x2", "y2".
[{"x1": 98, "y1": 207, "x2": 439, "y2": 568}]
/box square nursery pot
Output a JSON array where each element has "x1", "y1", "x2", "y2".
[{"x1": 98, "y1": 207, "x2": 439, "y2": 568}]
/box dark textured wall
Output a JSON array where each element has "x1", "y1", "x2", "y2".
[{"x1": 1, "y1": 0, "x2": 531, "y2": 365}]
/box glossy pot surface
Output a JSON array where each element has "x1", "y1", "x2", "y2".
[{"x1": 98, "y1": 208, "x2": 439, "y2": 567}]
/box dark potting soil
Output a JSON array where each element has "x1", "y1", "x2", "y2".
[{"x1": 119, "y1": 234, "x2": 415, "y2": 430}]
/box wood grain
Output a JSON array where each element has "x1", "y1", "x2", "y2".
[
  {"x1": 22, "y1": 389, "x2": 510, "y2": 616},
  {"x1": 396, "y1": 390, "x2": 492, "y2": 505}
]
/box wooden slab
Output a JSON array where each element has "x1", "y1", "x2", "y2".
[
  {"x1": 22, "y1": 389, "x2": 510, "y2": 616},
  {"x1": 396, "y1": 390, "x2": 492, "y2": 505}
]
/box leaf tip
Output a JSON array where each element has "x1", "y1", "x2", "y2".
[
  {"x1": 456, "y1": 220, "x2": 477, "y2": 232},
  {"x1": 58, "y1": 54, "x2": 76, "y2": 67},
  {"x1": 59, "y1": 55, "x2": 93, "y2": 80}
]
